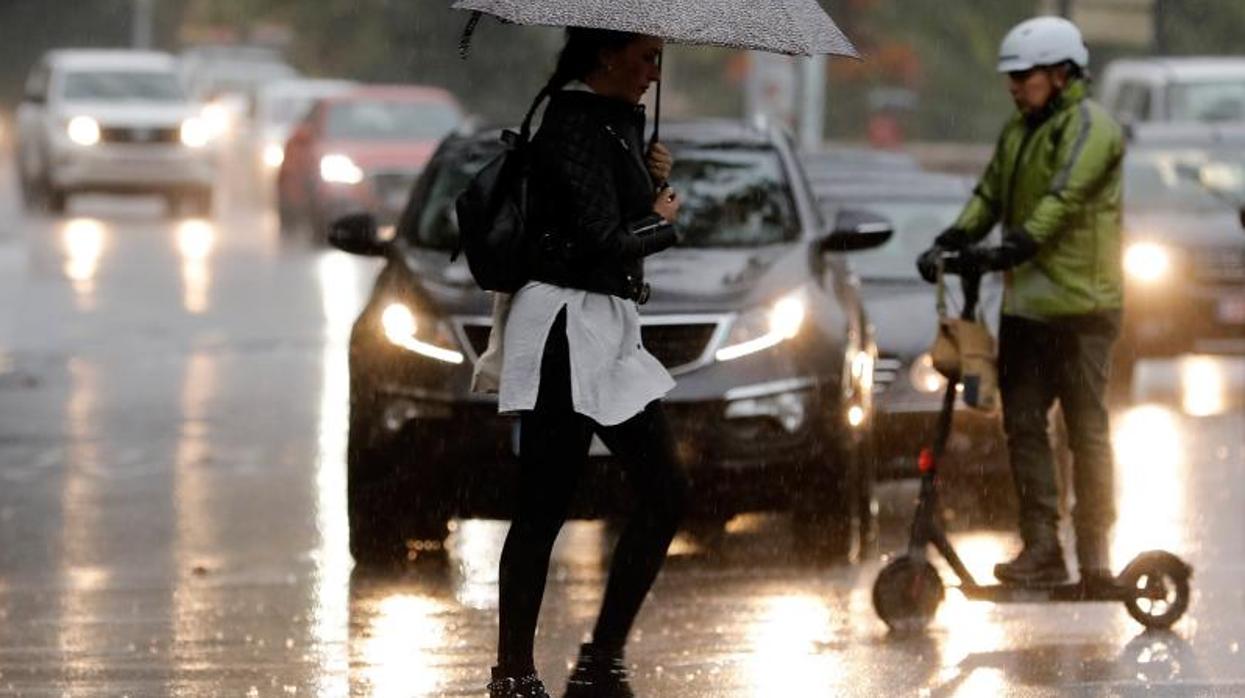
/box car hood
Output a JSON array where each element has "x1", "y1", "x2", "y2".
[
  {"x1": 1126, "y1": 208, "x2": 1245, "y2": 247},
  {"x1": 861, "y1": 277, "x2": 1003, "y2": 360},
  {"x1": 400, "y1": 242, "x2": 810, "y2": 317},
  {"x1": 319, "y1": 140, "x2": 437, "y2": 172},
  {"x1": 55, "y1": 101, "x2": 198, "y2": 128}
]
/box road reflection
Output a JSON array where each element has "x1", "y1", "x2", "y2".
[
  {"x1": 744, "y1": 594, "x2": 838, "y2": 696},
  {"x1": 1112, "y1": 404, "x2": 1187, "y2": 564},
  {"x1": 61, "y1": 218, "x2": 107, "y2": 308},
  {"x1": 312, "y1": 251, "x2": 359, "y2": 697},
  {"x1": 175, "y1": 219, "x2": 215, "y2": 314}
]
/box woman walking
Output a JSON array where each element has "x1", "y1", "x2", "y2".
[{"x1": 485, "y1": 27, "x2": 689, "y2": 698}]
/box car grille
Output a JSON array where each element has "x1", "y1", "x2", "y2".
[
  {"x1": 100, "y1": 126, "x2": 180, "y2": 144},
  {"x1": 1194, "y1": 247, "x2": 1245, "y2": 284},
  {"x1": 456, "y1": 317, "x2": 723, "y2": 373},
  {"x1": 640, "y1": 323, "x2": 718, "y2": 371},
  {"x1": 873, "y1": 354, "x2": 903, "y2": 394}
]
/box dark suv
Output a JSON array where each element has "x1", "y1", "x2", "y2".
[{"x1": 331, "y1": 120, "x2": 891, "y2": 564}]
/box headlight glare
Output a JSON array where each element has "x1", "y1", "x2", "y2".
[
  {"x1": 380, "y1": 302, "x2": 464, "y2": 364},
  {"x1": 716, "y1": 290, "x2": 807, "y2": 362},
  {"x1": 180, "y1": 117, "x2": 210, "y2": 148},
  {"x1": 910, "y1": 353, "x2": 948, "y2": 394},
  {"x1": 67, "y1": 116, "x2": 101, "y2": 146},
  {"x1": 263, "y1": 142, "x2": 285, "y2": 168},
  {"x1": 320, "y1": 153, "x2": 364, "y2": 185},
  {"x1": 1124, "y1": 242, "x2": 1170, "y2": 283}
]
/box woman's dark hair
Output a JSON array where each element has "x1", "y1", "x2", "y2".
[{"x1": 540, "y1": 27, "x2": 641, "y2": 96}]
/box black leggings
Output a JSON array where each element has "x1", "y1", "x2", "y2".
[{"x1": 497, "y1": 310, "x2": 689, "y2": 675}]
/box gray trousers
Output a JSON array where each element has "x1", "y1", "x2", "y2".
[{"x1": 998, "y1": 312, "x2": 1120, "y2": 555}]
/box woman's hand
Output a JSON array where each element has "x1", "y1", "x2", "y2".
[
  {"x1": 653, "y1": 187, "x2": 680, "y2": 223},
  {"x1": 646, "y1": 141, "x2": 674, "y2": 184}
]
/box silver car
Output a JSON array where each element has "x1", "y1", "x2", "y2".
[{"x1": 16, "y1": 49, "x2": 218, "y2": 216}]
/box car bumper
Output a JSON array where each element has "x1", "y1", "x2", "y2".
[
  {"x1": 356, "y1": 374, "x2": 850, "y2": 519},
  {"x1": 872, "y1": 396, "x2": 1006, "y2": 481},
  {"x1": 1126, "y1": 282, "x2": 1245, "y2": 356},
  {"x1": 50, "y1": 143, "x2": 216, "y2": 191}
]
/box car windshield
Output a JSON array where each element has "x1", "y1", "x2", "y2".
[
  {"x1": 324, "y1": 100, "x2": 461, "y2": 141},
  {"x1": 266, "y1": 95, "x2": 319, "y2": 127},
  {"x1": 403, "y1": 140, "x2": 799, "y2": 251},
  {"x1": 841, "y1": 198, "x2": 965, "y2": 280},
  {"x1": 1168, "y1": 80, "x2": 1245, "y2": 123},
  {"x1": 666, "y1": 146, "x2": 800, "y2": 248},
  {"x1": 61, "y1": 70, "x2": 185, "y2": 102},
  {"x1": 1126, "y1": 148, "x2": 1245, "y2": 213}
]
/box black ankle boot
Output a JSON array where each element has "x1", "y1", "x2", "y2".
[
  {"x1": 563, "y1": 643, "x2": 634, "y2": 698},
  {"x1": 488, "y1": 667, "x2": 551, "y2": 698},
  {"x1": 994, "y1": 538, "x2": 1068, "y2": 586}
]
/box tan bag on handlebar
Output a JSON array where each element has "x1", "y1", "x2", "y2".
[{"x1": 928, "y1": 264, "x2": 999, "y2": 412}]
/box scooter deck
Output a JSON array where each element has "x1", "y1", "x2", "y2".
[{"x1": 958, "y1": 581, "x2": 1130, "y2": 603}]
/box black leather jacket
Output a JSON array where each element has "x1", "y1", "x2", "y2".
[{"x1": 524, "y1": 89, "x2": 679, "y2": 302}]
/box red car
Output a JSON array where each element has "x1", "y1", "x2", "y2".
[{"x1": 276, "y1": 85, "x2": 463, "y2": 237}]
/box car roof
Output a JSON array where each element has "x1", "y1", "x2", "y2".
[
  {"x1": 259, "y1": 78, "x2": 356, "y2": 100},
  {"x1": 46, "y1": 49, "x2": 180, "y2": 72},
  {"x1": 325, "y1": 84, "x2": 460, "y2": 106},
  {"x1": 1106, "y1": 57, "x2": 1245, "y2": 82}
]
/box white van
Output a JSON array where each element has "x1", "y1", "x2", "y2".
[{"x1": 15, "y1": 49, "x2": 218, "y2": 216}]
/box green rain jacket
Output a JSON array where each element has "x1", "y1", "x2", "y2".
[{"x1": 954, "y1": 80, "x2": 1125, "y2": 319}]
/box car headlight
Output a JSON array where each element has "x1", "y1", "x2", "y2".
[
  {"x1": 263, "y1": 142, "x2": 285, "y2": 169},
  {"x1": 67, "y1": 116, "x2": 101, "y2": 146},
  {"x1": 201, "y1": 102, "x2": 232, "y2": 138},
  {"x1": 320, "y1": 153, "x2": 364, "y2": 185},
  {"x1": 1124, "y1": 242, "x2": 1171, "y2": 283},
  {"x1": 909, "y1": 353, "x2": 948, "y2": 394},
  {"x1": 180, "y1": 117, "x2": 210, "y2": 148},
  {"x1": 715, "y1": 290, "x2": 806, "y2": 362},
  {"x1": 380, "y1": 302, "x2": 464, "y2": 364}
]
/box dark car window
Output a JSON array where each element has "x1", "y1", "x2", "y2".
[
  {"x1": 667, "y1": 146, "x2": 799, "y2": 248},
  {"x1": 324, "y1": 100, "x2": 461, "y2": 141},
  {"x1": 842, "y1": 199, "x2": 964, "y2": 280},
  {"x1": 1126, "y1": 148, "x2": 1245, "y2": 213},
  {"x1": 61, "y1": 70, "x2": 185, "y2": 102},
  {"x1": 402, "y1": 140, "x2": 799, "y2": 251}
]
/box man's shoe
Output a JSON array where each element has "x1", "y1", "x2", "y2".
[
  {"x1": 488, "y1": 667, "x2": 551, "y2": 698},
  {"x1": 994, "y1": 540, "x2": 1069, "y2": 586},
  {"x1": 563, "y1": 643, "x2": 635, "y2": 698}
]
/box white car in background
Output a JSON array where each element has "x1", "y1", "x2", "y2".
[
  {"x1": 1101, "y1": 57, "x2": 1245, "y2": 126},
  {"x1": 15, "y1": 49, "x2": 217, "y2": 216},
  {"x1": 251, "y1": 78, "x2": 355, "y2": 186}
]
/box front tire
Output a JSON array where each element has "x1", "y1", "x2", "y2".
[{"x1": 791, "y1": 437, "x2": 863, "y2": 563}]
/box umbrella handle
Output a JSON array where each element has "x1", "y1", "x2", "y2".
[
  {"x1": 458, "y1": 11, "x2": 483, "y2": 59},
  {"x1": 649, "y1": 54, "x2": 663, "y2": 188}
]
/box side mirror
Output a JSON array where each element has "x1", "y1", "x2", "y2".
[
  {"x1": 1239, "y1": 207, "x2": 1245, "y2": 231},
  {"x1": 328, "y1": 212, "x2": 389, "y2": 256},
  {"x1": 820, "y1": 208, "x2": 894, "y2": 253}
]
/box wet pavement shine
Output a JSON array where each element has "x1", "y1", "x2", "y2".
[{"x1": 0, "y1": 154, "x2": 1244, "y2": 697}]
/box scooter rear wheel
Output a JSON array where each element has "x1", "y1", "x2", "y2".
[
  {"x1": 873, "y1": 555, "x2": 944, "y2": 632},
  {"x1": 1119, "y1": 551, "x2": 1191, "y2": 630}
]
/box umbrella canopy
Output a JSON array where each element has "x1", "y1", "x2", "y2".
[{"x1": 452, "y1": 0, "x2": 858, "y2": 58}]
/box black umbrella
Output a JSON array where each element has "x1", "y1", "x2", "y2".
[{"x1": 453, "y1": 0, "x2": 858, "y2": 143}]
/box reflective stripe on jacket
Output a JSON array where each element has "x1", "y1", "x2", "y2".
[{"x1": 954, "y1": 80, "x2": 1125, "y2": 319}]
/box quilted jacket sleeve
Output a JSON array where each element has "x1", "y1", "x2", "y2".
[{"x1": 552, "y1": 112, "x2": 678, "y2": 260}]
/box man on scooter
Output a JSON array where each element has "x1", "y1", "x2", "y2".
[{"x1": 917, "y1": 16, "x2": 1125, "y2": 588}]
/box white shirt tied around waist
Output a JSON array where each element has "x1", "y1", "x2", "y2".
[{"x1": 490, "y1": 281, "x2": 674, "y2": 426}]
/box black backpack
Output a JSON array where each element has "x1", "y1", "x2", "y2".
[{"x1": 454, "y1": 92, "x2": 549, "y2": 293}]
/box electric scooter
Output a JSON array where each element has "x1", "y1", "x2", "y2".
[{"x1": 871, "y1": 265, "x2": 1192, "y2": 632}]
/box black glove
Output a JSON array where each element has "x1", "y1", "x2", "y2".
[
  {"x1": 946, "y1": 229, "x2": 1041, "y2": 276},
  {"x1": 944, "y1": 245, "x2": 991, "y2": 276},
  {"x1": 933, "y1": 227, "x2": 973, "y2": 252},
  {"x1": 916, "y1": 245, "x2": 944, "y2": 284}
]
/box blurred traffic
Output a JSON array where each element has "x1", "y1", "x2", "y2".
[{"x1": 1, "y1": 5, "x2": 1244, "y2": 695}]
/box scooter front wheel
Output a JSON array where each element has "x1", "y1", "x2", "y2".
[
  {"x1": 873, "y1": 555, "x2": 944, "y2": 632},
  {"x1": 1118, "y1": 551, "x2": 1192, "y2": 630}
]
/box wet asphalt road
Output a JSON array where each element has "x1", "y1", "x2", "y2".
[{"x1": 0, "y1": 150, "x2": 1243, "y2": 697}]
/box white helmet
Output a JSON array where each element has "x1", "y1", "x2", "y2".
[{"x1": 997, "y1": 16, "x2": 1089, "y2": 74}]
